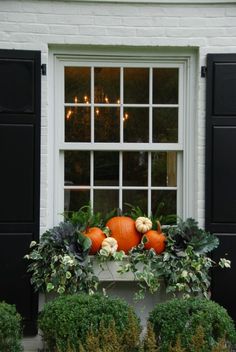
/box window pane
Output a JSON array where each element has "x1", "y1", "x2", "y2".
[
  {"x1": 153, "y1": 68, "x2": 178, "y2": 104},
  {"x1": 153, "y1": 108, "x2": 178, "y2": 143},
  {"x1": 123, "y1": 152, "x2": 148, "y2": 186},
  {"x1": 64, "y1": 189, "x2": 90, "y2": 212},
  {"x1": 94, "y1": 190, "x2": 119, "y2": 215},
  {"x1": 124, "y1": 68, "x2": 149, "y2": 104},
  {"x1": 65, "y1": 106, "x2": 91, "y2": 142},
  {"x1": 65, "y1": 67, "x2": 90, "y2": 104},
  {"x1": 123, "y1": 108, "x2": 149, "y2": 143},
  {"x1": 94, "y1": 67, "x2": 120, "y2": 104},
  {"x1": 95, "y1": 107, "x2": 120, "y2": 142},
  {"x1": 123, "y1": 190, "x2": 147, "y2": 214},
  {"x1": 94, "y1": 151, "x2": 119, "y2": 186},
  {"x1": 152, "y1": 152, "x2": 177, "y2": 187},
  {"x1": 65, "y1": 151, "x2": 90, "y2": 186},
  {"x1": 151, "y1": 190, "x2": 176, "y2": 217}
]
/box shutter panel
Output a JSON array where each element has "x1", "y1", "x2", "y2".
[
  {"x1": 206, "y1": 54, "x2": 236, "y2": 233},
  {"x1": 206, "y1": 54, "x2": 236, "y2": 322},
  {"x1": 0, "y1": 50, "x2": 41, "y2": 335}
]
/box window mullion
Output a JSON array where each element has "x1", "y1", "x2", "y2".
[
  {"x1": 149, "y1": 67, "x2": 153, "y2": 144},
  {"x1": 120, "y1": 67, "x2": 124, "y2": 143},
  {"x1": 91, "y1": 66, "x2": 95, "y2": 143},
  {"x1": 148, "y1": 152, "x2": 152, "y2": 216},
  {"x1": 90, "y1": 151, "x2": 94, "y2": 209},
  {"x1": 119, "y1": 151, "x2": 123, "y2": 210}
]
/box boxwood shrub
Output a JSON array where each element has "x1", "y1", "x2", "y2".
[
  {"x1": 0, "y1": 301, "x2": 23, "y2": 352},
  {"x1": 38, "y1": 293, "x2": 140, "y2": 351},
  {"x1": 148, "y1": 298, "x2": 236, "y2": 352}
]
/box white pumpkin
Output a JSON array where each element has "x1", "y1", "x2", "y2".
[
  {"x1": 101, "y1": 237, "x2": 118, "y2": 255},
  {"x1": 135, "y1": 216, "x2": 152, "y2": 234}
]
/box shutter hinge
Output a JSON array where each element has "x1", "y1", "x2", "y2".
[
  {"x1": 41, "y1": 64, "x2": 47, "y2": 76},
  {"x1": 201, "y1": 66, "x2": 207, "y2": 78}
]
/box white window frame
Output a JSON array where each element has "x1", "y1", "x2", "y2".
[{"x1": 49, "y1": 46, "x2": 197, "y2": 226}]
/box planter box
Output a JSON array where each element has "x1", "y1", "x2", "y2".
[{"x1": 93, "y1": 259, "x2": 135, "y2": 281}]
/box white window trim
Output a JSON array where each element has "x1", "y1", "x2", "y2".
[{"x1": 49, "y1": 46, "x2": 197, "y2": 227}]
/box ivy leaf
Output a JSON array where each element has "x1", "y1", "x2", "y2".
[{"x1": 77, "y1": 232, "x2": 92, "y2": 252}]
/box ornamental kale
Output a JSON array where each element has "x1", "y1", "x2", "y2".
[
  {"x1": 24, "y1": 223, "x2": 97, "y2": 295},
  {"x1": 167, "y1": 218, "x2": 219, "y2": 255}
]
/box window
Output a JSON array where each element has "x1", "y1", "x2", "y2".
[{"x1": 53, "y1": 49, "x2": 195, "y2": 222}]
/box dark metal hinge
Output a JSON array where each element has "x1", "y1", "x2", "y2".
[
  {"x1": 201, "y1": 66, "x2": 207, "y2": 78},
  {"x1": 41, "y1": 64, "x2": 46, "y2": 76}
]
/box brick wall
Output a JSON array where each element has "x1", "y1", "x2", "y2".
[{"x1": 0, "y1": 0, "x2": 236, "y2": 232}]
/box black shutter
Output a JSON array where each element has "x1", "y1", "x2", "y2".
[
  {"x1": 0, "y1": 50, "x2": 41, "y2": 335},
  {"x1": 206, "y1": 54, "x2": 236, "y2": 322},
  {"x1": 206, "y1": 54, "x2": 236, "y2": 233}
]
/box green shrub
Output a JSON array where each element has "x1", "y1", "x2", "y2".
[
  {"x1": 38, "y1": 293, "x2": 141, "y2": 352},
  {"x1": 0, "y1": 301, "x2": 23, "y2": 352},
  {"x1": 148, "y1": 298, "x2": 236, "y2": 352}
]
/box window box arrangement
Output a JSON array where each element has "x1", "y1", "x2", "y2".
[{"x1": 25, "y1": 205, "x2": 230, "y2": 300}]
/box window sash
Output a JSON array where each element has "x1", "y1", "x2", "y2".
[{"x1": 53, "y1": 51, "x2": 193, "y2": 223}]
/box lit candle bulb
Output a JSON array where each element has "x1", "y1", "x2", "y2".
[
  {"x1": 66, "y1": 109, "x2": 72, "y2": 120},
  {"x1": 74, "y1": 96, "x2": 78, "y2": 104},
  {"x1": 123, "y1": 113, "x2": 129, "y2": 121},
  {"x1": 105, "y1": 96, "x2": 109, "y2": 103},
  {"x1": 117, "y1": 99, "x2": 120, "y2": 104},
  {"x1": 95, "y1": 108, "x2": 99, "y2": 116},
  {"x1": 84, "y1": 95, "x2": 89, "y2": 103}
]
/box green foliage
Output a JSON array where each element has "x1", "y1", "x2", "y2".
[
  {"x1": 0, "y1": 302, "x2": 23, "y2": 352},
  {"x1": 167, "y1": 218, "x2": 219, "y2": 255},
  {"x1": 212, "y1": 337, "x2": 230, "y2": 352},
  {"x1": 148, "y1": 298, "x2": 236, "y2": 352},
  {"x1": 118, "y1": 218, "x2": 229, "y2": 299},
  {"x1": 168, "y1": 337, "x2": 186, "y2": 352},
  {"x1": 38, "y1": 293, "x2": 140, "y2": 352},
  {"x1": 24, "y1": 223, "x2": 98, "y2": 294},
  {"x1": 124, "y1": 203, "x2": 176, "y2": 227},
  {"x1": 142, "y1": 322, "x2": 160, "y2": 352},
  {"x1": 64, "y1": 204, "x2": 104, "y2": 231},
  {"x1": 191, "y1": 326, "x2": 207, "y2": 352},
  {"x1": 25, "y1": 204, "x2": 230, "y2": 300}
]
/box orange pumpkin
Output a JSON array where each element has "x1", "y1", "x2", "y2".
[
  {"x1": 84, "y1": 227, "x2": 106, "y2": 255},
  {"x1": 106, "y1": 216, "x2": 141, "y2": 253},
  {"x1": 143, "y1": 221, "x2": 166, "y2": 254}
]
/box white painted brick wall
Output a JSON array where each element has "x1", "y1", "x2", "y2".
[
  {"x1": 0, "y1": 0, "x2": 235, "y2": 232},
  {"x1": 0, "y1": 1, "x2": 235, "y2": 350}
]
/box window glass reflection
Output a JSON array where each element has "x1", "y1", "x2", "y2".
[
  {"x1": 95, "y1": 107, "x2": 120, "y2": 142},
  {"x1": 94, "y1": 151, "x2": 119, "y2": 186},
  {"x1": 152, "y1": 152, "x2": 177, "y2": 187},
  {"x1": 65, "y1": 67, "x2": 90, "y2": 104},
  {"x1": 123, "y1": 152, "x2": 148, "y2": 186},
  {"x1": 153, "y1": 68, "x2": 178, "y2": 104},
  {"x1": 151, "y1": 190, "x2": 176, "y2": 217},
  {"x1": 65, "y1": 107, "x2": 91, "y2": 142},
  {"x1": 65, "y1": 151, "x2": 90, "y2": 186},
  {"x1": 123, "y1": 108, "x2": 149, "y2": 143},
  {"x1": 64, "y1": 189, "x2": 90, "y2": 212},
  {"x1": 94, "y1": 67, "x2": 120, "y2": 104},
  {"x1": 124, "y1": 68, "x2": 149, "y2": 104},
  {"x1": 94, "y1": 190, "x2": 119, "y2": 216},
  {"x1": 153, "y1": 108, "x2": 178, "y2": 143}
]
